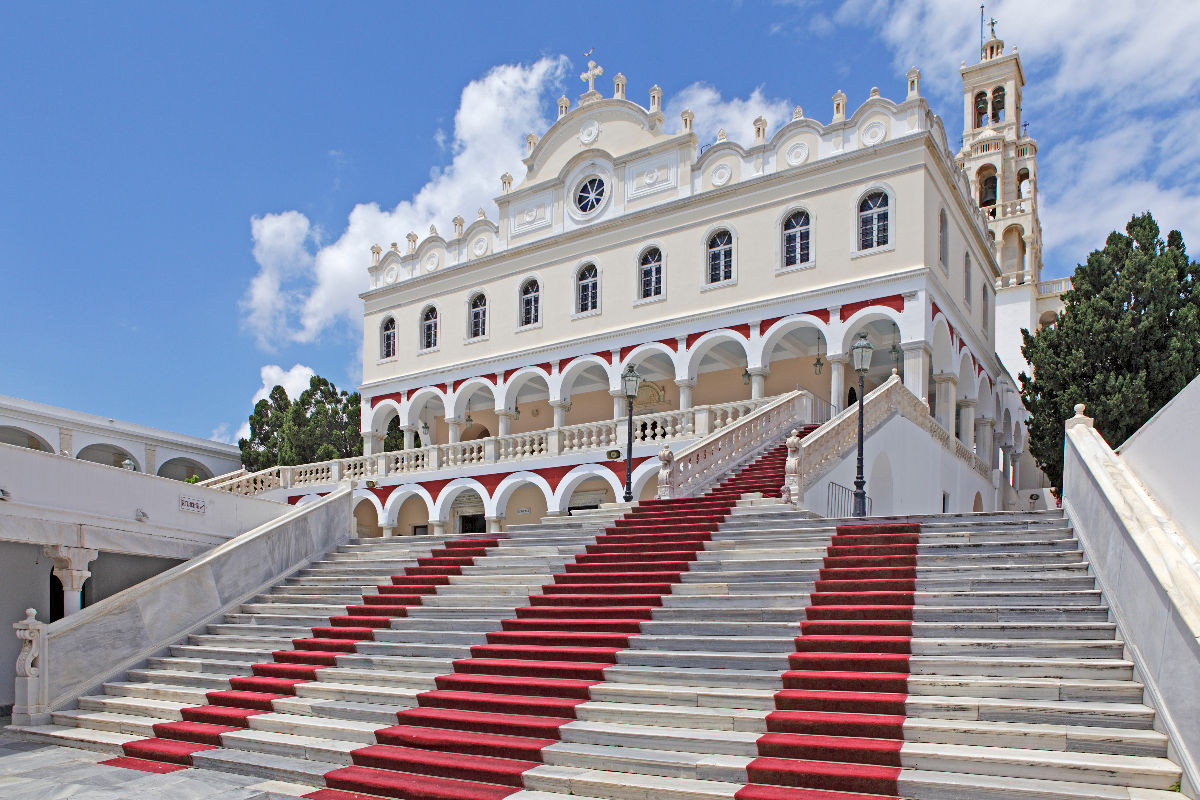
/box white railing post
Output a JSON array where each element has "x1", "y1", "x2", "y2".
[
  {"x1": 484, "y1": 437, "x2": 498, "y2": 462},
  {"x1": 12, "y1": 608, "x2": 47, "y2": 725}
]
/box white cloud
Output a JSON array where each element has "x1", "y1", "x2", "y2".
[
  {"x1": 665, "y1": 84, "x2": 795, "y2": 147},
  {"x1": 231, "y1": 363, "x2": 317, "y2": 441},
  {"x1": 831, "y1": 0, "x2": 1200, "y2": 271},
  {"x1": 241, "y1": 57, "x2": 569, "y2": 349},
  {"x1": 209, "y1": 423, "x2": 233, "y2": 445}
]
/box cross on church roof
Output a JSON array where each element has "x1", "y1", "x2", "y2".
[
  {"x1": 989, "y1": 17, "x2": 998, "y2": 38},
  {"x1": 580, "y1": 59, "x2": 603, "y2": 93}
]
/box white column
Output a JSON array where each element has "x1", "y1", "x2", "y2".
[
  {"x1": 829, "y1": 357, "x2": 846, "y2": 413},
  {"x1": 611, "y1": 390, "x2": 624, "y2": 419},
  {"x1": 496, "y1": 410, "x2": 515, "y2": 437},
  {"x1": 45, "y1": 545, "x2": 98, "y2": 616},
  {"x1": 486, "y1": 516, "x2": 503, "y2": 533},
  {"x1": 675, "y1": 379, "x2": 694, "y2": 411},
  {"x1": 550, "y1": 399, "x2": 569, "y2": 429},
  {"x1": 748, "y1": 368, "x2": 768, "y2": 401},
  {"x1": 957, "y1": 399, "x2": 976, "y2": 447},
  {"x1": 57, "y1": 427, "x2": 73, "y2": 457},
  {"x1": 901, "y1": 343, "x2": 930, "y2": 403},
  {"x1": 402, "y1": 426, "x2": 416, "y2": 449},
  {"x1": 430, "y1": 521, "x2": 446, "y2": 536},
  {"x1": 976, "y1": 418, "x2": 994, "y2": 463},
  {"x1": 1011, "y1": 453, "x2": 1021, "y2": 490},
  {"x1": 380, "y1": 525, "x2": 396, "y2": 538},
  {"x1": 932, "y1": 374, "x2": 957, "y2": 435},
  {"x1": 445, "y1": 418, "x2": 463, "y2": 444},
  {"x1": 363, "y1": 432, "x2": 383, "y2": 456},
  {"x1": 144, "y1": 446, "x2": 157, "y2": 475}
]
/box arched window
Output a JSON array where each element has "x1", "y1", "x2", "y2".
[
  {"x1": 782, "y1": 211, "x2": 811, "y2": 268},
  {"x1": 991, "y1": 86, "x2": 1006, "y2": 123},
  {"x1": 981, "y1": 283, "x2": 990, "y2": 329},
  {"x1": 381, "y1": 317, "x2": 396, "y2": 359},
  {"x1": 639, "y1": 248, "x2": 662, "y2": 299},
  {"x1": 938, "y1": 209, "x2": 949, "y2": 270},
  {"x1": 519, "y1": 279, "x2": 540, "y2": 326},
  {"x1": 1017, "y1": 167, "x2": 1030, "y2": 199},
  {"x1": 468, "y1": 293, "x2": 487, "y2": 339},
  {"x1": 707, "y1": 230, "x2": 733, "y2": 283},
  {"x1": 858, "y1": 192, "x2": 889, "y2": 250},
  {"x1": 421, "y1": 306, "x2": 438, "y2": 350},
  {"x1": 974, "y1": 91, "x2": 989, "y2": 128},
  {"x1": 576, "y1": 264, "x2": 598, "y2": 313},
  {"x1": 964, "y1": 254, "x2": 973, "y2": 307}
]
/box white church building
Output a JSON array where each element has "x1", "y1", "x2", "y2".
[{"x1": 203, "y1": 32, "x2": 1061, "y2": 536}]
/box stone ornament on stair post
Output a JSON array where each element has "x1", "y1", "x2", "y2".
[
  {"x1": 655, "y1": 443, "x2": 675, "y2": 500},
  {"x1": 13, "y1": 608, "x2": 48, "y2": 724},
  {"x1": 780, "y1": 429, "x2": 803, "y2": 506}
]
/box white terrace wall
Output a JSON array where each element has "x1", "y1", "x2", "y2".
[
  {"x1": 1062, "y1": 409, "x2": 1200, "y2": 797},
  {"x1": 11, "y1": 490, "x2": 353, "y2": 725},
  {"x1": 1117, "y1": 375, "x2": 1200, "y2": 557},
  {"x1": 0, "y1": 443, "x2": 286, "y2": 560},
  {"x1": 791, "y1": 376, "x2": 995, "y2": 516}
]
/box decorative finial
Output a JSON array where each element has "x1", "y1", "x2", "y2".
[
  {"x1": 452, "y1": 216, "x2": 464, "y2": 237},
  {"x1": 526, "y1": 132, "x2": 539, "y2": 156},
  {"x1": 832, "y1": 90, "x2": 846, "y2": 122},
  {"x1": 648, "y1": 84, "x2": 662, "y2": 113},
  {"x1": 500, "y1": 172, "x2": 513, "y2": 193},
  {"x1": 716, "y1": 128, "x2": 727, "y2": 142},
  {"x1": 869, "y1": 86, "x2": 880, "y2": 98},
  {"x1": 793, "y1": 105, "x2": 804, "y2": 120},
  {"x1": 557, "y1": 95, "x2": 569, "y2": 118},
  {"x1": 477, "y1": 208, "x2": 486, "y2": 219},
  {"x1": 405, "y1": 233, "x2": 417, "y2": 253},
  {"x1": 613, "y1": 72, "x2": 626, "y2": 100},
  {"x1": 680, "y1": 108, "x2": 693, "y2": 133},
  {"x1": 428, "y1": 224, "x2": 438, "y2": 237},
  {"x1": 753, "y1": 116, "x2": 767, "y2": 144}
]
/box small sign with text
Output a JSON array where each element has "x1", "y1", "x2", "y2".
[{"x1": 179, "y1": 495, "x2": 207, "y2": 514}]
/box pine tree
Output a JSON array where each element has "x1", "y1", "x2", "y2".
[
  {"x1": 237, "y1": 375, "x2": 364, "y2": 469},
  {"x1": 1020, "y1": 213, "x2": 1200, "y2": 488}
]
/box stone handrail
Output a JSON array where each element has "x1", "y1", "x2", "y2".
[
  {"x1": 210, "y1": 398, "x2": 779, "y2": 496},
  {"x1": 784, "y1": 375, "x2": 990, "y2": 503},
  {"x1": 196, "y1": 467, "x2": 246, "y2": 487},
  {"x1": 11, "y1": 488, "x2": 352, "y2": 724},
  {"x1": 1062, "y1": 408, "x2": 1200, "y2": 791},
  {"x1": 1037, "y1": 277, "x2": 1072, "y2": 296},
  {"x1": 657, "y1": 390, "x2": 827, "y2": 499}
]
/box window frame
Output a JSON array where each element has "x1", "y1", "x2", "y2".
[
  {"x1": 855, "y1": 190, "x2": 891, "y2": 254},
  {"x1": 704, "y1": 227, "x2": 736, "y2": 288},
  {"x1": 380, "y1": 317, "x2": 397, "y2": 361},
  {"x1": 419, "y1": 305, "x2": 440, "y2": 353},
  {"x1": 964, "y1": 254, "x2": 973, "y2": 309},
  {"x1": 637, "y1": 246, "x2": 664, "y2": 302},
  {"x1": 779, "y1": 208, "x2": 813, "y2": 273},
  {"x1": 466, "y1": 292, "x2": 488, "y2": 341},
  {"x1": 938, "y1": 208, "x2": 949, "y2": 272},
  {"x1": 574, "y1": 262, "x2": 601, "y2": 318},
  {"x1": 518, "y1": 277, "x2": 541, "y2": 330}
]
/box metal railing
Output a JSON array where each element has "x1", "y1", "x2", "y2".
[{"x1": 827, "y1": 481, "x2": 872, "y2": 518}]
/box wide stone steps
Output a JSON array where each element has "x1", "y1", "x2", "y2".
[{"x1": 15, "y1": 467, "x2": 1182, "y2": 800}]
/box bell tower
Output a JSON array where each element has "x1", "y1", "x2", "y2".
[{"x1": 956, "y1": 22, "x2": 1043, "y2": 285}]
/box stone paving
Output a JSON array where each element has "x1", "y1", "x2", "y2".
[{"x1": 0, "y1": 717, "x2": 314, "y2": 799}]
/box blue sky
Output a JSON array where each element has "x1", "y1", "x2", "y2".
[{"x1": 3, "y1": 1, "x2": 1197, "y2": 442}]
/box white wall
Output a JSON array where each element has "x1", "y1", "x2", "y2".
[
  {"x1": 0, "y1": 541, "x2": 54, "y2": 711},
  {"x1": 0, "y1": 443, "x2": 286, "y2": 560},
  {"x1": 1118, "y1": 376, "x2": 1200, "y2": 557},
  {"x1": 806, "y1": 412, "x2": 995, "y2": 516},
  {"x1": 994, "y1": 283, "x2": 1035, "y2": 381}
]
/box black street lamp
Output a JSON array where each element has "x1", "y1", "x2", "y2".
[
  {"x1": 620, "y1": 364, "x2": 643, "y2": 502},
  {"x1": 850, "y1": 332, "x2": 874, "y2": 517}
]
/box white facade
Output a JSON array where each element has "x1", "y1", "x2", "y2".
[
  {"x1": 333, "y1": 55, "x2": 1038, "y2": 534},
  {"x1": 0, "y1": 393, "x2": 242, "y2": 481}
]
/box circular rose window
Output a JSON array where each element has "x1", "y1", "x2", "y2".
[{"x1": 575, "y1": 177, "x2": 606, "y2": 214}]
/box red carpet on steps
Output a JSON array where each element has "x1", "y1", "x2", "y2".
[
  {"x1": 734, "y1": 521, "x2": 919, "y2": 800},
  {"x1": 106, "y1": 535, "x2": 502, "y2": 769},
  {"x1": 313, "y1": 443, "x2": 792, "y2": 798}
]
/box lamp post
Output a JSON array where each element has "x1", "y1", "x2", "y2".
[
  {"x1": 850, "y1": 332, "x2": 874, "y2": 517},
  {"x1": 620, "y1": 364, "x2": 643, "y2": 502}
]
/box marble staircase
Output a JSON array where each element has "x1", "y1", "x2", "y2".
[{"x1": 11, "y1": 444, "x2": 1185, "y2": 800}]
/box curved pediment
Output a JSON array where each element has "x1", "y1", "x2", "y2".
[{"x1": 520, "y1": 99, "x2": 675, "y2": 189}]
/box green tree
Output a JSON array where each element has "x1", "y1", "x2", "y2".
[
  {"x1": 238, "y1": 376, "x2": 364, "y2": 470},
  {"x1": 1020, "y1": 213, "x2": 1200, "y2": 488}
]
